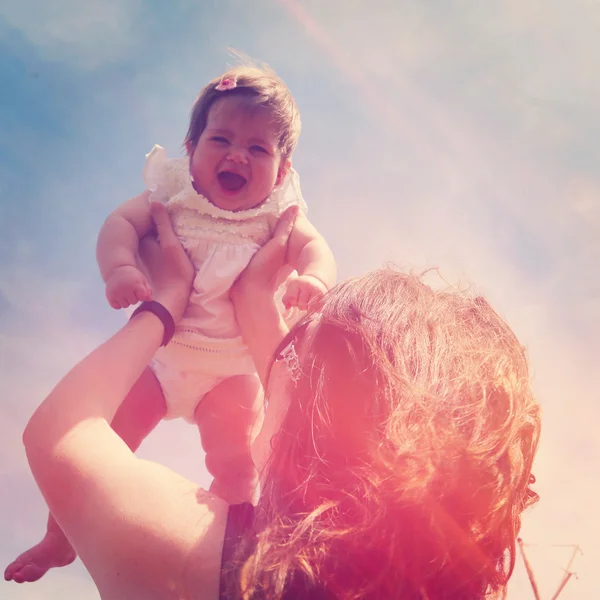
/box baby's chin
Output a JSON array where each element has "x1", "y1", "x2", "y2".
[{"x1": 207, "y1": 190, "x2": 270, "y2": 212}]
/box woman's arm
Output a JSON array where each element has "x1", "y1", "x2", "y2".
[
  {"x1": 231, "y1": 206, "x2": 300, "y2": 388},
  {"x1": 24, "y1": 204, "x2": 226, "y2": 599}
]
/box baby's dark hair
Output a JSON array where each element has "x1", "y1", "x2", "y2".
[{"x1": 185, "y1": 65, "x2": 301, "y2": 159}]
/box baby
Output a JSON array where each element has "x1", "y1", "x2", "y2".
[{"x1": 5, "y1": 64, "x2": 336, "y2": 584}]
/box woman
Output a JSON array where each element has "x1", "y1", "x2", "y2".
[{"x1": 14, "y1": 203, "x2": 540, "y2": 599}]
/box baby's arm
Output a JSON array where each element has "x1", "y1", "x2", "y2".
[
  {"x1": 96, "y1": 191, "x2": 155, "y2": 309},
  {"x1": 283, "y1": 212, "x2": 336, "y2": 310}
]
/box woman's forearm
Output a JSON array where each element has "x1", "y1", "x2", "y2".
[
  {"x1": 23, "y1": 312, "x2": 164, "y2": 462},
  {"x1": 232, "y1": 281, "x2": 289, "y2": 388},
  {"x1": 231, "y1": 204, "x2": 300, "y2": 387}
]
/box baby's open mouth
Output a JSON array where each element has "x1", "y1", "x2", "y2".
[{"x1": 217, "y1": 171, "x2": 247, "y2": 192}]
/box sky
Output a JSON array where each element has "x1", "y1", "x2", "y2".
[{"x1": 1, "y1": 0, "x2": 599, "y2": 598}]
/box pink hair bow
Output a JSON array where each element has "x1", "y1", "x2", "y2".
[{"x1": 215, "y1": 75, "x2": 237, "y2": 91}]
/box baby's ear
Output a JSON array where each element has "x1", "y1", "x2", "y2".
[
  {"x1": 276, "y1": 158, "x2": 292, "y2": 187},
  {"x1": 185, "y1": 140, "x2": 195, "y2": 156}
]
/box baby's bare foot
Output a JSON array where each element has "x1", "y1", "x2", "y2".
[{"x1": 4, "y1": 532, "x2": 76, "y2": 583}]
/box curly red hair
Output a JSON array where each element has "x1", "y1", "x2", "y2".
[{"x1": 239, "y1": 269, "x2": 541, "y2": 599}]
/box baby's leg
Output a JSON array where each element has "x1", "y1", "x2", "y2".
[
  {"x1": 194, "y1": 374, "x2": 263, "y2": 505},
  {"x1": 4, "y1": 367, "x2": 166, "y2": 584}
]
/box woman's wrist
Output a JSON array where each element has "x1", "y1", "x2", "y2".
[
  {"x1": 126, "y1": 310, "x2": 166, "y2": 350},
  {"x1": 130, "y1": 301, "x2": 175, "y2": 346},
  {"x1": 231, "y1": 279, "x2": 288, "y2": 387},
  {"x1": 152, "y1": 286, "x2": 189, "y2": 323}
]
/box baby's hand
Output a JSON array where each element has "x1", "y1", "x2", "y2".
[
  {"x1": 105, "y1": 265, "x2": 152, "y2": 309},
  {"x1": 282, "y1": 275, "x2": 328, "y2": 311}
]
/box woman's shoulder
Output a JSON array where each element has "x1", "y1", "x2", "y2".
[
  {"x1": 47, "y1": 418, "x2": 229, "y2": 600},
  {"x1": 100, "y1": 464, "x2": 229, "y2": 600},
  {"x1": 178, "y1": 490, "x2": 231, "y2": 600}
]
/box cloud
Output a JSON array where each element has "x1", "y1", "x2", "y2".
[
  {"x1": 571, "y1": 176, "x2": 600, "y2": 226},
  {"x1": 287, "y1": 0, "x2": 600, "y2": 175},
  {"x1": 0, "y1": 0, "x2": 143, "y2": 69}
]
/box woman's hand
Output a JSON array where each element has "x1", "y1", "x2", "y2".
[
  {"x1": 138, "y1": 202, "x2": 194, "y2": 322},
  {"x1": 231, "y1": 205, "x2": 299, "y2": 300}
]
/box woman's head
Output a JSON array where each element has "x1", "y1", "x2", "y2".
[
  {"x1": 245, "y1": 269, "x2": 540, "y2": 599},
  {"x1": 184, "y1": 65, "x2": 301, "y2": 211}
]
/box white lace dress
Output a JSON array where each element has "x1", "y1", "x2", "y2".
[{"x1": 143, "y1": 145, "x2": 307, "y2": 422}]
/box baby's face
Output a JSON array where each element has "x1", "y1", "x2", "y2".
[{"x1": 188, "y1": 96, "x2": 289, "y2": 211}]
